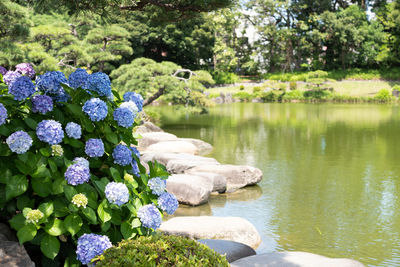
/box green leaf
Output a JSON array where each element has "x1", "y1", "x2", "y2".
[
  {"x1": 48, "y1": 159, "x2": 57, "y2": 173},
  {"x1": 101, "y1": 221, "x2": 111, "y2": 232},
  {"x1": 97, "y1": 200, "x2": 112, "y2": 223},
  {"x1": 31, "y1": 176, "x2": 52, "y2": 197},
  {"x1": 131, "y1": 218, "x2": 141, "y2": 228},
  {"x1": 53, "y1": 199, "x2": 69, "y2": 217},
  {"x1": 45, "y1": 218, "x2": 65, "y2": 236},
  {"x1": 41, "y1": 234, "x2": 60, "y2": 259},
  {"x1": 24, "y1": 117, "x2": 37, "y2": 130},
  {"x1": 92, "y1": 177, "x2": 109, "y2": 196},
  {"x1": 121, "y1": 221, "x2": 136, "y2": 239},
  {"x1": 52, "y1": 177, "x2": 66, "y2": 195},
  {"x1": 17, "y1": 224, "x2": 37, "y2": 244},
  {"x1": 64, "y1": 185, "x2": 78, "y2": 201},
  {"x1": 15, "y1": 159, "x2": 32, "y2": 174},
  {"x1": 64, "y1": 214, "x2": 82, "y2": 236},
  {"x1": 32, "y1": 165, "x2": 51, "y2": 178},
  {"x1": 0, "y1": 125, "x2": 11, "y2": 136},
  {"x1": 64, "y1": 256, "x2": 80, "y2": 267},
  {"x1": 5, "y1": 175, "x2": 28, "y2": 201},
  {"x1": 66, "y1": 138, "x2": 84, "y2": 148},
  {"x1": 105, "y1": 132, "x2": 118, "y2": 144},
  {"x1": 66, "y1": 103, "x2": 84, "y2": 118},
  {"x1": 9, "y1": 213, "x2": 26, "y2": 231},
  {"x1": 110, "y1": 167, "x2": 121, "y2": 182},
  {"x1": 82, "y1": 207, "x2": 97, "y2": 224},
  {"x1": 53, "y1": 108, "x2": 65, "y2": 124},
  {"x1": 40, "y1": 147, "x2": 51, "y2": 157},
  {"x1": 17, "y1": 195, "x2": 35, "y2": 211},
  {"x1": 38, "y1": 202, "x2": 54, "y2": 218}
]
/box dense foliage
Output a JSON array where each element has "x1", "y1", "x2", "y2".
[
  {"x1": 96, "y1": 234, "x2": 229, "y2": 267},
  {"x1": 0, "y1": 64, "x2": 179, "y2": 266}
]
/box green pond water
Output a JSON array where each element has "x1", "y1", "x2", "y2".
[{"x1": 155, "y1": 103, "x2": 400, "y2": 267}]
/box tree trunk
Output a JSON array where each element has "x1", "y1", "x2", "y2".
[{"x1": 143, "y1": 86, "x2": 166, "y2": 106}]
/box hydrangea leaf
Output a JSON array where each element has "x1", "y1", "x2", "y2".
[
  {"x1": 17, "y1": 224, "x2": 37, "y2": 244},
  {"x1": 41, "y1": 234, "x2": 60, "y2": 259},
  {"x1": 45, "y1": 218, "x2": 65, "y2": 236},
  {"x1": 64, "y1": 214, "x2": 83, "y2": 236},
  {"x1": 5, "y1": 175, "x2": 28, "y2": 201}
]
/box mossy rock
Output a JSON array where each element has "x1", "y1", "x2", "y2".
[{"x1": 96, "y1": 234, "x2": 230, "y2": 267}]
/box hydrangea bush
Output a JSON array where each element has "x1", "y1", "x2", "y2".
[{"x1": 0, "y1": 64, "x2": 178, "y2": 266}]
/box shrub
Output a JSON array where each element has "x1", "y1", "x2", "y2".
[
  {"x1": 260, "y1": 90, "x2": 283, "y2": 102},
  {"x1": 96, "y1": 234, "x2": 229, "y2": 267},
  {"x1": 278, "y1": 83, "x2": 287, "y2": 91},
  {"x1": 233, "y1": 91, "x2": 253, "y2": 101},
  {"x1": 374, "y1": 88, "x2": 393, "y2": 102},
  {"x1": 281, "y1": 90, "x2": 304, "y2": 102},
  {"x1": 252, "y1": 86, "x2": 261, "y2": 93},
  {"x1": 0, "y1": 64, "x2": 178, "y2": 266},
  {"x1": 212, "y1": 71, "x2": 239, "y2": 85},
  {"x1": 289, "y1": 81, "x2": 297, "y2": 90},
  {"x1": 303, "y1": 89, "x2": 332, "y2": 100},
  {"x1": 239, "y1": 85, "x2": 245, "y2": 91}
]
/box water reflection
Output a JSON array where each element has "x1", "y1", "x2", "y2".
[{"x1": 157, "y1": 103, "x2": 400, "y2": 267}]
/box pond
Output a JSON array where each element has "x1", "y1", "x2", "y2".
[{"x1": 155, "y1": 103, "x2": 400, "y2": 267}]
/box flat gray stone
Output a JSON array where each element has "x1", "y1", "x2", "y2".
[
  {"x1": 0, "y1": 223, "x2": 17, "y2": 242},
  {"x1": 159, "y1": 216, "x2": 262, "y2": 249},
  {"x1": 179, "y1": 138, "x2": 213, "y2": 155},
  {"x1": 166, "y1": 159, "x2": 218, "y2": 174},
  {"x1": 186, "y1": 171, "x2": 227, "y2": 193},
  {"x1": 0, "y1": 241, "x2": 35, "y2": 267},
  {"x1": 197, "y1": 239, "x2": 256, "y2": 263},
  {"x1": 144, "y1": 141, "x2": 199, "y2": 155},
  {"x1": 143, "y1": 121, "x2": 163, "y2": 132},
  {"x1": 138, "y1": 132, "x2": 178, "y2": 151},
  {"x1": 166, "y1": 174, "x2": 213, "y2": 206},
  {"x1": 186, "y1": 164, "x2": 263, "y2": 191},
  {"x1": 141, "y1": 153, "x2": 219, "y2": 166},
  {"x1": 230, "y1": 252, "x2": 365, "y2": 267}
]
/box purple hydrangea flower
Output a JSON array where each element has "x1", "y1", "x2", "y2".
[
  {"x1": 65, "y1": 122, "x2": 82, "y2": 139},
  {"x1": 73, "y1": 157, "x2": 90, "y2": 168},
  {"x1": 113, "y1": 107, "x2": 134, "y2": 128},
  {"x1": 83, "y1": 72, "x2": 112, "y2": 97},
  {"x1": 85, "y1": 138, "x2": 104, "y2": 157},
  {"x1": 31, "y1": 95, "x2": 53, "y2": 114},
  {"x1": 0, "y1": 103, "x2": 7, "y2": 125},
  {"x1": 36, "y1": 71, "x2": 67, "y2": 95},
  {"x1": 6, "y1": 131, "x2": 32, "y2": 154},
  {"x1": 137, "y1": 204, "x2": 162, "y2": 230},
  {"x1": 120, "y1": 101, "x2": 138, "y2": 117},
  {"x1": 76, "y1": 234, "x2": 112, "y2": 265},
  {"x1": 147, "y1": 177, "x2": 166, "y2": 196},
  {"x1": 36, "y1": 120, "x2": 64, "y2": 145},
  {"x1": 82, "y1": 98, "x2": 108, "y2": 122},
  {"x1": 3, "y1": 71, "x2": 22, "y2": 86},
  {"x1": 15, "y1": 63, "x2": 35, "y2": 79},
  {"x1": 158, "y1": 192, "x2": 179, "y2": 215},
  {"x1": 112, "y1": 144, "x2": 132, "y2": 166},
  {"x1": 68, "y1": 68, "x2": 89, "y2": 89},
  {"x1": 123, "y1": 92, "x2": 143, "y2": 112},
  {"x1": 65, "y1": 163, "x2": 90, "y2": 185},
  {"x1": 105, "y1": 182, "x2": 129, "y2": 206},
  {"x1": 0, "y1": 66, "x2": 7, "y2": 76},
  {"x1": 8, "y1": 76, "x2": 36, "y2": 101}
]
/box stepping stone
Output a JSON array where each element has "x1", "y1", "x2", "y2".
[
  {"x1": 144, "y1": 141, "x2": 199, "y2": 155},
  {"x1": 141, "y1": 152, "x2": 219, "y2": 166},
  {"x1": 179, "y1": 138, "x2": 213, "y2": 155},
  {"x1": 138, "y1": 132, "x2": 178, "y2": 151},
  {"x1": 197, "y1": 239, "x2": 256, "y2": 263},
  {"x1": 159, "y1": 216, "x2": 262, "y2": 249},
  {"x1": 230, "y1": 252, "x2": 365, "y2": 267}
]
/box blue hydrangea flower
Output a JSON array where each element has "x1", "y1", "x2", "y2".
[
  {"x1": 130, "y1": 145, "x2": 140, "y2": 159},
  {"x1": 36, "y1": 120, "x2": 64, "y2": 145},
  {"x1": 76, "y1": 234, "x2": 112, "y2": 265},
  {"x1": 8, "y1": 76, "x2": 36, "y2": 101},
  {"x1": 123, "y1": 92, "x2": 143, "y2": 112},
  {"x1": 113, "y1": 107, "x2": 134, "y2": 128},
  {"x1": 105, "y1": 182, "x2": 129, "y2": 206},
  {"x1": 158, "y1": 192, "x2": 179, "y2": 215},
  {"x1": 15, "y1": 63, "x2": 35, "y2": 79},
  {"x1": 112, "y1": 144, "x2": 132, "y2": 166},
  {"x1": 52, "y1": 87, "x2": 70, "y2": 103},
  {"x1": 65, "y1": 163, "x2": 90, "y2": 185},
  {"x1": 132, "y1": 160, "x2": 140, "y2": 177},
  {"x1": 120, "y1": 101, "x2": 138, "y2": 117},
  {"x1": 3, "y1": 71, "x2": 22, "y2": 86},
  {"x1": 0, "y1": 66, "x2": 7, "y2": 76},
  {"x1": 137, "y1": 204, "x2": 162, "y2": 230},
  {"x1": 68, "y1": 68, "x2": 89, "y2": 89},
  {"x1": 85, "y1": 138, "x2": 104, "y2": 157},
  {"x1": 65, "y1": 122, "x2": 82, "y2": 139},
  {"x1": 6, "y1": 131, "x2": 32, "y2": 154},
  {"x1": 148, "y1": 177, "x2": 166, "y2": 196},
  {"x1": 83, "y1": 72, "x2": 112, "y2": 97},
  {"x1": 31, "y1": 95, "x2": 53, "y2": 114},
  {"x1": 36, "y1": 71, "x2": 67, "y2": 95},
  {"x1": 73, "y1": 157, "x2": 90, "y2": 168},
  {"x1": 0, "y1": 103, "x2": 7, "y2": 125},
  {"x1": 82, "y1": 98, "x2": 108, "y2": 122}
]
